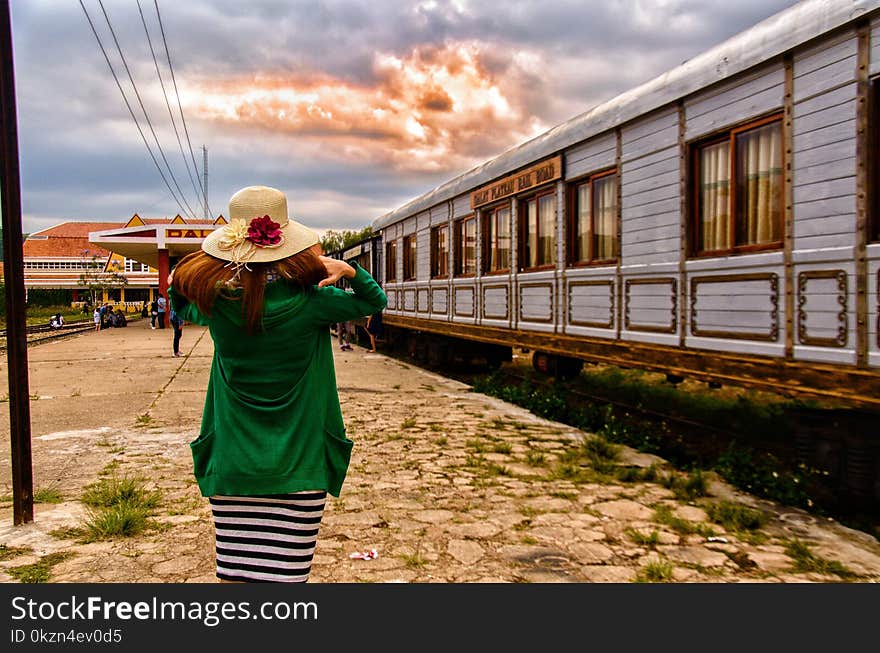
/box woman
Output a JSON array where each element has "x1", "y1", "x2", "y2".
[{"x1": 168, "y1": 185, "x2": 386, "y2": 583}]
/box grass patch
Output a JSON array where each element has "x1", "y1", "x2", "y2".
[
  {"x1": 485, "y1": 463, "x2": 511, "y2": 477},
  {"x1": 784, "y1": 540, "x2": 860, "y2": 580},
  {"x1": 49, "y1": 526, "x2": 87, "y2": 540},
  {"x1": 706, "y1": 501, "x2": 768, "y2": 532},
  {"x1": 401, "y1": 417, "x2": 417, "y2": 429},
  {"x1": 401, "y1": 552, "x2": 428, "y2": 568},
  {"x1": 635, "y1": 559, "x2": 675, "y2": 583},
  {"x1": 549, "y1": 491, "x2": 577, "y2": 500},
  {"x1": 492, "y1": 442, "x2": 513, "y2": 455},
  {"x1": 653, "y1": 504, "x2": 715, "y2": 537},
  {"x1": 6, "y1": 552, "x2": 74, "y2": 583},
  {"x1": 662, "y1": 469, "x2": 710, "y2": 501},
  {"x1": 525, "y1": 450, "x2": 546, "y2": 466},
  {"x1": 626, "y1": 528, "x2": 661, "y2": 547},
  {"x1": 81, "y1": 475, "x2": 160, "y2": 510},
  {"x1": 135, "y1": 413, "x2": 153, "y2": 427},
  {"x1": 34, "y1": 487, "x2": 64, "y2": 503},
  {"x1": 0, "y1": 544, "x2": 32, "y2": 561},
  {"x1": 77, "y1": 474, "x2": 162, "y2": 541},
  {"x1": 83, "y1": 504, "x2": 152, "y2": 540}
]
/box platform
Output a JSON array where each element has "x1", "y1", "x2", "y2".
[{"x1": 1, "y1": 319, "x2": 879, "y2": 583}]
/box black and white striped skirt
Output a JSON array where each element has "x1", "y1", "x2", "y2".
[{"x1": 209, "y1": 491, "x2": 327, "y2": 583}]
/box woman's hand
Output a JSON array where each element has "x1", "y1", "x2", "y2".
[{"x1": 318, "y1": 256, "x2": 356, "y2": 288}]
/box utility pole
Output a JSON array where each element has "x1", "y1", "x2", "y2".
[
  {"x1": 202, "y1": 145, "x2": 208, "y2": 220},
  {"x1": 1, "y1": 0, "x2": 34, "y2": 525}
]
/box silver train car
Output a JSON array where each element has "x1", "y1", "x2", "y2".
[{"x1": 367, "y1": 0, "x2": 880, "y2": 409}]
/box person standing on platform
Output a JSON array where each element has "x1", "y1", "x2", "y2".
[
  {"x1": 156, "y1": 294, "x2": 167, "y2": 329},
  {"x1": 170, "y1": 306, "x2": 183, "y2": 357},
  {"x1": 365, "y1": 310, "x2": 383, "y2": 352},
  {"x1": 167, "y1": 185, "x2": 386, "y2": 583},
  {"x1": 337, "y1": 320, "x2": 354, "y2": 351}
]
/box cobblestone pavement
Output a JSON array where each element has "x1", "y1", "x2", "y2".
[{"x1": 1, "y1": 320, "x2": 879, "y2": 583}]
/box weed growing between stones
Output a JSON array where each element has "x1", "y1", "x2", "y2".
[
  {"x1": 635, "y1": 559, "x2": 674, "y2": 583},
  {"x1": 783, "y1": 540, "x2": 860, "y2": 580},
  {"x1": 75, "y1": 475, "x2": 163, "y2": 541},
  {"x1": 6, "y1": 552, "x2": 74, "y2": 583}
]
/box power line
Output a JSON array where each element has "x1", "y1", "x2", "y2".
[
  {"x1": 93, "y1": 0, "x2": 198, "y2": 219},
  {"x1": 153, "y1": 0, "x2": 206, "y2": 217},
  {"x1": 78, "y1": 0, "x2": 195, "y2": 220},
  {"x1": 137, "y1": 0, "x2": 203, "y2": 213}
]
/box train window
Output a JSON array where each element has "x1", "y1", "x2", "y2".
[
  {"x1": 568, "y1": 169, "x2": 617, "y2": 265},
  {"x1": 430, "y1": 225, "x2": 449, "y2": 278},
  {"x1": 403, "y1": 234, "x2": 417, "y2": 281},
  {"x1": 453, "y1": 215, "x2": 476, "y2": 276},
  {"x1": 691, "y1": 114, "x2": 783, "y2": 255},
  {"x1": 386, "y1": 240, "x2": 397, "y2": 282},
  {"x1": 482, "y1": 203, "x2": 511, "y2": 273},
  {"x1": 519, "y1": 189, "x2": 556, "y2": 270}
]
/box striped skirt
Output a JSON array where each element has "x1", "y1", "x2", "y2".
[{"x1": 209, "y1": 491, "x2": 327, "y2": 583}]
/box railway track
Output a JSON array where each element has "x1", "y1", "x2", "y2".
[{"x1": 0, "y1": 319, "x2": 98, "y2": 350}]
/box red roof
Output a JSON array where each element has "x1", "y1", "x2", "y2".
[{"x1": 23, "y1": 221, "x2": 124, "y2": 258}]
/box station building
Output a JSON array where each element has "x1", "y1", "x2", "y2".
[{"x1": 22, "y1": 213, "x2": 225, "y2": 310}]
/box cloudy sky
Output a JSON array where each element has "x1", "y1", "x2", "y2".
[{"x1": 10, "y1": 0, "x2": 799, "y2": 235}]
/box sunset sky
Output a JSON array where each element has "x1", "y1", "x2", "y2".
[{"x1": 10, "y1": 0, "x2": 798, "y2": 235}]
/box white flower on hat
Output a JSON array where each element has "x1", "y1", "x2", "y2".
[{"x1": 218, "y1": 218, "x2": 250, "y2": 252}]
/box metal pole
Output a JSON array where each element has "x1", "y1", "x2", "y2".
[
  {"x1": 202, "y1": 145, "x2": 208, "y2": 220},
  {"x1": 0, "y1": 0, "x2": 34, "y2": 525}
]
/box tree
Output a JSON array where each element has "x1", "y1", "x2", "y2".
[
  {"x1": 320, "y1": 226, "x2": 373, "y2": 254},
  {"x1": 78, "y1": 251, "x2": 128, "y2": 306}
]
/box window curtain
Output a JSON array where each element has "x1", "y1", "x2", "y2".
[
  {"x1": 700, "y1": 141, "x2": 731, "y2": 251},
  {"x1": 434, "y1": 229, "x2": 448, "y2": 276},
  {"x1": 736, "y1": 122, "x2": 782, "y2": 246},
  {"x1": 526, "y1": 200, "x2": 538, "y2": 268},
  {"x1": 538, "y1": 194, "x2": 556, "y2": 265},
  {"x1": 495, "y1": 207, "x2": 511, "y2": 270},
  {"x1": 592, "y1": 176, "x2": 617, "y2": 259},
  {"x1": 464, "y1": 219, "x2": 475, "y2": 274},
  {"x1": 576, "y1": 183, "x2": 590, "y2": 261}
]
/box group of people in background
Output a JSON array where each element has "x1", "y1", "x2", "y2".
[
  {"x1": 336, "y1": 310, "x2": 383, "y2": 352},
  {"x1": 92, "y1": 302, "x2": 127, "y2": 331}
]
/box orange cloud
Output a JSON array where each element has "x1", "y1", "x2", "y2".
[{"x1": 188, "y1": 42, "x2": 548, "y2": 174}]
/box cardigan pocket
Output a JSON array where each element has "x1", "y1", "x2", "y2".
[
  {"x1": 324, "y1": 429, "x2": 353, "y2": 473},
  {"x1": 189, "y1": 430, "x2": 216, "y2": 478}
]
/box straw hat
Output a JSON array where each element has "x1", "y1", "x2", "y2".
[{"x1": 201, "y1": 186, "x2": 319, "y2": 267}]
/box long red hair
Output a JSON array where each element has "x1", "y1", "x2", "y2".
[{"x1": 171, "y1": 244, "x2": 327, "y2": 333}]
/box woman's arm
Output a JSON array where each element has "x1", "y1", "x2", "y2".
[{"x1": 310, "y1": 261, "x2": 387, "y2": 325}]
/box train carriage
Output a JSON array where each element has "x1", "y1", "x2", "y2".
[{"x1": 368, "y1": 0, "x2": 880, "y2": 409}]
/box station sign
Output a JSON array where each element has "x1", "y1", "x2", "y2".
[
  {"x1": 470, "y1": 155, "x2": 562, "y2": 209},
  {"x1": 167, "y1": 228, "x2": 215, "y2": 239}
]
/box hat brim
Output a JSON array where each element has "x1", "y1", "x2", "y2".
[{"x1": 201, "y1": 219, "x2": 320, "y2": 264}]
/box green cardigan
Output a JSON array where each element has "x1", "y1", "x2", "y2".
[{"x1": 169, "y1": 264, "x2": 386, "y2": 497}]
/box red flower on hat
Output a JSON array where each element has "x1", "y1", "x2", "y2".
[{"x1": 247, "y1": 215, "x2": 283, "y2": 246}]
